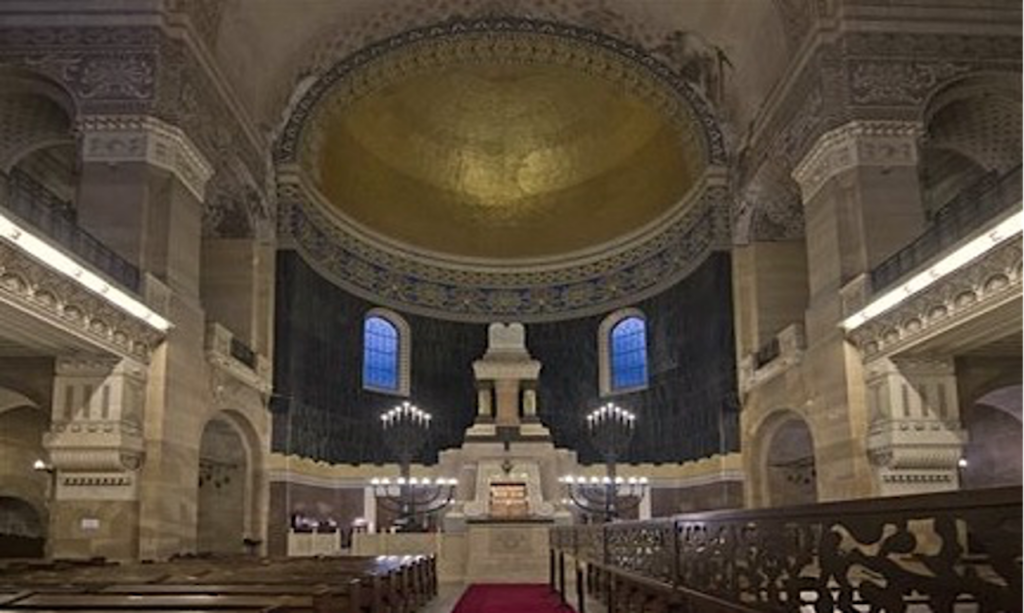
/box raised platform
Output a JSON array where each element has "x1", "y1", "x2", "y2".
[
  {"x1": 465, "y1": 521, "x2": 550, "y2": 582},
  {"x1": 352, "y1": 520, "x2": 550, "y2": 583}
]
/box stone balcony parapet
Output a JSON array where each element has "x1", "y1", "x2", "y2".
[
  {"x1": 847, "y1": 235, "x2": 1022, "y2": 361},
  {"x1": 739, "y1": 322, "x2": 806, "y2": 394},
  {"x1": 204, "y1": 321, "x2": 272, "y2": 395}
]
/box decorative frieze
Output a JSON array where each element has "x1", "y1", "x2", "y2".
[
  {"x1": 0, "y1": 240, "x2": 162, "y2": 362},
  {"x1": 848, "y1": 237, "x2": 1022, "y2": 360},
  {"x1": 282, "y1": 176, "x2": 731, "y2": 322},
  {"x1": 79, "y1": 114, "x2": 214, "y2": 202},
  {"x1": 791, "y1": 120, "x2": 923, "y2": 201}
]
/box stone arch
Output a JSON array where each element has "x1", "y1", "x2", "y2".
[
  {"x1": 749, "y1": 409, "x2": 818, "y2": 507},
  {"x1": 918, "y1": 72, "x2": 1022, "y2": 215},
  {"x1": 597, "y1": 307, "x2": 649, "y2": 396},
  {"x1": 960, "y1": 384, "x2": 1022, "y2": 490},
  {"x1": 0, "y1": 496, "x2": 46, "y2": 558},
  {"x1": 0, "y1": 387, "x2": 39, "y2": 416},
  {"x1": 363, "y1": 307, "x2": 412, "y2": 397},
  {"x1": 0, "y1": 67, "x2": 76, "y2": 169},
  {"x1": 0, "y1": 387, "x2": 50, "y2": 557},
  {"x1": 0, "y1": 67, "x2": 79, "y2": 220},
  {"x1": 195, "y1": 409, "x2": 265, "y2": 555}
]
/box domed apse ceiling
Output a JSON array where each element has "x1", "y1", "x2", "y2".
[
  {"x1": 315, "y1": 62, "x2": 699, "y2": 259},
  {"x1": 277, "y1": 20, "x2": 728, "y2": 322}
]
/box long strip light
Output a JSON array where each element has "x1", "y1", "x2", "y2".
[
  {"x1": 0, "y1": 211, "x2": 171, "y2": 332},
  {"x1": 842, "y1": 209, "x2": 1023, "y2": 331}
]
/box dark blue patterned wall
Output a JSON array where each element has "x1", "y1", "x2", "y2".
[
  {"x1": 272, "y1": 250, "x2": 738, "y2": 464},
  {"x1": 532, "y1": 252, "x2": 740, "y2": 464},
  {"x1": 272, "y1": 251, "x2": 486, "y2": 464}
]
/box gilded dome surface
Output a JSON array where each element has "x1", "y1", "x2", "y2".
[
  {"x1": 278, "y1": 20, "x2": 728, "y2": 321},
  {"x1": 314, "y1": 61, "x2": 699, "y2": 259}
]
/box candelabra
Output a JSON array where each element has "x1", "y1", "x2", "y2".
[
  {"x1": 370, "y1": 402, "x2": 457, "y2": 532},
  {"x1": 560, "y1": 403, "x2": 648, "y2": 522}
]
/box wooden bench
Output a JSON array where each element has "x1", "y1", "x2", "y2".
[{"x1": 0, "y1": 555, "x2": 437, "y2": 613}]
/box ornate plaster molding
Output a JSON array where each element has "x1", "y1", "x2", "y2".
[
  {"x1": 848, "y1": 237, "x2": 1022, "y2": 361},
  {"x1": 738, "y1": 26, "x2": 1019, "y2": 241},
  {"x1": 271, "y1": 18, "x2": 732, "y2": 321},
  {"x1": 282, "y1": 177, "x2": 730, "y2": 322},
  {"x1": 791, "y1": 120, "x2": 924, "y2": 201},
  {"x1": 0, "y1": 241, "x2": 162, "y2": 362},
  {"x1": 867, "y1": 417, "x2": 964, "y2": 496},
  {"x1": 79, "y1": 114, "x2": 214, "y2": 202}
]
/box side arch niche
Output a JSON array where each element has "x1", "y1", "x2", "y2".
[
  {"x1": 752, "y1": 410, "x2": 818, "y2": 507},
  {"x1": 0, "y1": 388, "x2": 49, "y2": 558},
  {"x1": 0, "y1": 496, "x2": 45, "y2": 558},
  {"x1": 959, "y1": 384, "x2": 1022, "y2": 490},
  {"x1": 195, "y1": 411, "x2": 263, "y2": 555}
]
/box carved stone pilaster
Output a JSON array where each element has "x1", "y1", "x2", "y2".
[
  {"x1": 792, "y1": 120, "x2": 924, "y2": 202},
  {"x1": 43, "y1": 356, "x2": 147, "y2": 502},
  {"x1": 865, "y1": 356, "x2": 965, "y2": 497},
  {"x1": 78, "y1": 115, "x2": 214, "y2": 202}
]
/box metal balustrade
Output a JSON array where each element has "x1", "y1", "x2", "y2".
[
  {"x1": 871, "y1": 165, "x2": 1022, "y2": 294},
  {"x1": 2, "y1": 169, "x2": 141, "y2": 293},
  {"x1": 551, "y1": 486, "x2": 1022, "y2": 612}
]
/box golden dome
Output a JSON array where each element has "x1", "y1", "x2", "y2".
[{"x1": 310, "y1": 52, "x2": 704, "y2": 260}]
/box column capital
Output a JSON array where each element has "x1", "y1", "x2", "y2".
[
  {"x1": 792, "y1": 120, "x2": 924, "y2": 201},
  {"x1": 78, "y1": 114, "x2": 214, "y2": 202}
]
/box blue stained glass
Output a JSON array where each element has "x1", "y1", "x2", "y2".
[
  {"x1": 610, "y1": 316, "x2": 648, "y2": 390},
  {"x1": 363, "y1": 316, "x2": 399, "y2": 391}
]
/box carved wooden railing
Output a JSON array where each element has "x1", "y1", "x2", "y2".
[{"x1": 551, "y1": 486, "x2": 1021, "y2": 613}]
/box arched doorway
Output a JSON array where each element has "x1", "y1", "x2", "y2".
[
  {"x1": 0, "y1": 496, "x2": 45, "y2": 558},
  {"x1": 0, "y1": 390, "x2": 49, "y2": 558},
  {"x1": 763, "y1": 413, "x2": 818, "y2": 507},
  {"x1": 196, "y1": 417, "x2": 250, "y2": 555},
  {"x1": 960, "y1": 385, "x2": 1022, "y2": 489}
]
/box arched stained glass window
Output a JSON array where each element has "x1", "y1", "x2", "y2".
[
  {"x1": 363, "y1": 316, "x2": 400, "y2": 392},
  {"x1": 610, "y1": 316, "x2": 648, "y2": 391}
]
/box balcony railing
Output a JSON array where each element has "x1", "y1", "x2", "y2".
[
  {"x1": 2, "y1": 169, "x2": 141, "y2": 293},
  {"x1": 871, "y1": 165, "x2": 1022, "y2": 294},
  {"x1": 551, "y1": 486, "x2": 1021, "y2": 613}
]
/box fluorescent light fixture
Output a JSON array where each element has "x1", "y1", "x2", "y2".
[
  {"x1": 0, "y1": 211, "x2": 170, "y2": 332},
  {"x1": 842, "y1": 210, "x2": 1023, "y2": 331}
]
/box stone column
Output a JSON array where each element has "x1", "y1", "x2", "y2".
[
  {"x1": 75, "y1": 114, "x2": 215, "y2": 559},
  {"x1": 865, "y1": 356, "x2": 965, "y2": 496},
  {"x1": 788, "y1": 120, "x2": 927, "y2": 501},
  {"x1": 43, "y1": 356, "x2": 147, "y2": 561},
  {"x1": 76, "y1": 115, "x2": 213, "y2": 298}
]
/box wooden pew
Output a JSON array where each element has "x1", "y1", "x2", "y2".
[{"x1": 0, "y1": 554, "x2": 436, "y2": 613}]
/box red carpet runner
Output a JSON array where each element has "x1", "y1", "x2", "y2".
[{"x1": 452, "y1": 584, "x2": 572, "y2": 613}]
